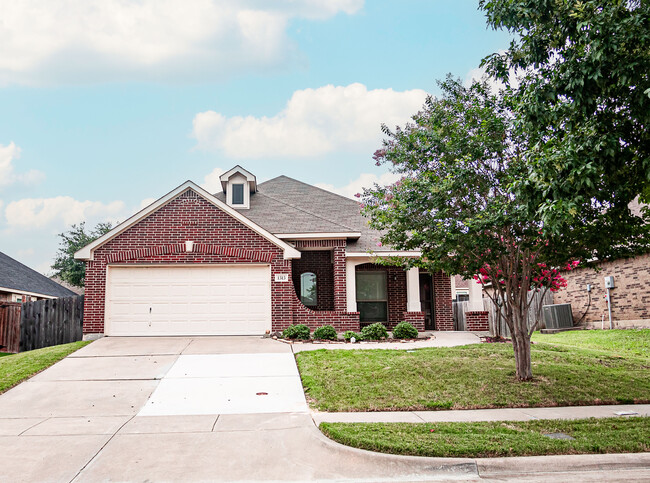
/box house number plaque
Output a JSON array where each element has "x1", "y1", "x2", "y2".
[{"x1": 274, "y1": 274, "x2": 289, "y2": 282}]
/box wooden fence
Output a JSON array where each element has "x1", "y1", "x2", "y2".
[
  {"x1": 452, "y1": 301, "x2": 470, "y2": 331},
  {"x1": 0, "y1": 296, "x2": 84, "y2": 353},
  {"x1": 484, "y1": 290, "x2": 553, "y2": 337}
]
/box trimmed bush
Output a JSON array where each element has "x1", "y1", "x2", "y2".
[
  {"x1": 392, "y1": 321, "x2": 419, "y2": 339},
  {"x1": 282, "y1": 324, "x2": 311, "y2": 340},
  {"x1": 313, "y1": 325, "x2": 338, "y2": 341},
  {"x1": 343, "y1": 331, "x2": 362, "y2": 342},
  {"x1": 360, "y1": 323, "x2": 388, "y2": 340}
]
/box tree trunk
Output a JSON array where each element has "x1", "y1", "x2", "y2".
[{"x1": 509, "y1": 309, "x2": 533, "y2": 381}]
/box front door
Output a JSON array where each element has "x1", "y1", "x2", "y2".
[{"x1": 419, "y1": 273, "x2": 435, "y2": 330}]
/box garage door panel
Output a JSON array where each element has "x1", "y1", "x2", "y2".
[{"x1": 106, "y1": 266, "x2": 272, "y2": 336}]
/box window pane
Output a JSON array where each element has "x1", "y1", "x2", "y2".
[
  {"x1": 356, "y1": 272, "x2": 387, "y2": 301},
  {"x1": 358, "y1": 302, "x2": 388, "y2": 322},
  {"x1": 300, "y1": 272, "x2": 317, "y2": 306},
  {"x1": 232, "y1": 184, "x2": 244, "y2": 204}
]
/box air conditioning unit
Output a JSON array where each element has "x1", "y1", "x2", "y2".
[{"x1": 542, "y1": 304, "x2": 574, "y2": 329}]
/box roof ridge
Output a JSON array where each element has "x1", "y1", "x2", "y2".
[
  {"x1": 254, "y1": 190, "x2": 358, "y2": 232},
  {"x1": 260, "y1": 175, "x2": 360, "y2": 206}
]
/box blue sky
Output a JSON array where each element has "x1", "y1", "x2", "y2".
[{"x1": 0, "y1": 0, "x2": 511, "y2": 273}]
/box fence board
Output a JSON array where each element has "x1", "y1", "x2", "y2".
[
  {"x1": 452, "y1": 301, "x2": 470, "y2": 331},
  {"x1": 18, "y1": 296, "x2": 84, "y2": 352},
  {"x1": 0, "y1": 302, "x2": 21, "y2": 353},
  {"x1": 483, "y1": 290, "x2": 553, "y2": 337}
]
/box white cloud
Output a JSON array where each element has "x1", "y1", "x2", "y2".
[
  {"x1": 4, "y1": 196, "x2": 125, "y2": 229},
  {"x1": 201, "y1": 167, "x2": 226, "y2": 193},
  {"x1": 0, "y1": 142, "x2": 45, "y2": 188},
  {"x1": 316, "y1": 171, "x2": 401, "y2": 199},
  {"x1": 0, "y1": 0, "x2": 363, "y2": 85},
  {"x1": 139, "y1": 197, "x2": 158, "y2": 210},
  {"x1": 192, "y1": 83, "x2": 427, "y2": 159},
  {"x1": 464, "y1": 54, "x2": 520, "y2": 92}
]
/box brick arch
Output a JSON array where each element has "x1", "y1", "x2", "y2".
[{"x1": 104, "y1": 243, "x2": 276, "y2": 264}]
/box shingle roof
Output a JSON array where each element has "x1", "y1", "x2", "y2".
[
  {"x1": 215, "y1": 175, "x2": 390, "y2": 252},
  {"x1": 0, "y1": 251, "x2": 77, "y2": 298}
]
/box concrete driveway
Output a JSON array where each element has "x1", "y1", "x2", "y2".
[{"x1": 0, "y1": 336, "x2": 648, "y2": 482}]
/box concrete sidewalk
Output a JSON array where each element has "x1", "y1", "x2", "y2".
[{"x1": 313, "y1": 404, "x2": 650, "y2": 425}]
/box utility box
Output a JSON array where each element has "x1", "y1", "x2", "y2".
[
  {"x1": 604, "y1": 276, "x2": 615, "y2": 289},
  {"x1": 542, "y1": 304, "x2": 574, "y2": 330}
]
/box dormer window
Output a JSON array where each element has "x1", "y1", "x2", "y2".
[
  {"x1": 232, "y1": 184, "x2": 244, "y2": 205},
  {"x1": 219, "y1": 165, "x2": 257, "y2": 209}
]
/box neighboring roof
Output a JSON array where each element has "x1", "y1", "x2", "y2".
[
  {"x1": 215, "y1": 175, "x2": 395, "y2": 252},
  {"x1": 75, "y1": 181, "x2": 301, "y2": 261},
  {"x1": 50, "y1": 276, "x2": 84, "y2": 295},
  {"x1": 0, "y1": 251, "x2": 77, "y2": 298},
  {"x1": 454, "y1": 275, "x2": 470, "y2": 289}
]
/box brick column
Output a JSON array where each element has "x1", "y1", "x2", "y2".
[
  {"x1": 465, "y1": 311, "x2": 489, "y2": 331},
  {"x1": 433, "y1": 271, "x2": 454, "y2": 330},
  {"x1": 333, "y1": 246, "x2": 347, "y2": 312}
]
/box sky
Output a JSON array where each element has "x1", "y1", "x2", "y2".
[{"x1": 0, "y1": 0, "x2": 511, "y2": 274}]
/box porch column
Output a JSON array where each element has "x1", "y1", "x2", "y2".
[
  {"x1": 406, "y1": 267, "x2": 421, "y2": 312},
  {"x1": 346, "y1": 259, "x2": 358, "y2": 312},
  {"x1": 333, "y1": 246, "x2": 347, "y2": 312}
]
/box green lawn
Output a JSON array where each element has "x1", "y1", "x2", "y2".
[
  {"x1": 532, "y1": 329, "x2": 650, "y2": 359},
  {"x1": 0, "y1": 341, "x2": 90, "y2": 394},
  {"x1": 296, "y1": 341, "x2": 650, "y2": 411},
  {"x1": 320, "y1": 417, "x2": 650, "y2": 458}
]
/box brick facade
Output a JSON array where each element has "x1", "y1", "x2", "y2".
[
  {"x1": 83, "y1": 190, "x2": 361, "y2": 334},
  {"x1": 433, "y1": 271, "x2": 454, "y2": 330},
  {"x1": 554, "y1": 253, "x2": 650, "y2": 327},
  {"x1": 291, "y1": 250, "x2": 334, "y2": 311},
  {"x1": 402, "y1": 311, "x2": 425, "y2": 331},
  {"x1": 465, "y1": 311, "x2": 489, "y2": 331}
]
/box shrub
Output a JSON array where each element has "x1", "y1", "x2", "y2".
[
  {"x1": 392, "y1": 321, "x2": 419, "y2": 339},
  {"x1": 343, "y1": 331, "x2": 362, "y2": 342},
  {"x1": 360, "y1": 323, "x2": 388, "y2": 340},
  {"x1": 313, "y1": 325, "x2": 338, "y2": 341},
  {"x1": 282, "y1": 324, "x2": 310, "y2": 340}
]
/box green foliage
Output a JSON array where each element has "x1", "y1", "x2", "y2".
[
  {"x1": 343, "y1": 331, "x2": 362, "y2": 342},
  {"x1": 313, "y1": 325, "x2": 338, "y2": 341},
  {"x1": 282, "y1": 324, "x2": 311, "y2": 340},
  {"x1": 392, "y1": 322, "x2": 418, "y2": 339},
  {"x1": 480, "y1": 0, "x2": 650, "y2": 242},
  {"x1": 51, "y1": 222, "x2": 114, "y2": 287},
  {"x1": 360, "y1": 323, "x2": 388, "y2": 341}
]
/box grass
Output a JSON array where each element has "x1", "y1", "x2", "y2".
[
  {"x1": 0, "y1": 341, "x2": 90, "y2": 394},
  {"x1": 320, "y1": 417, "x2": 650, "y2": 458},
  {"x1": 296, "y1": 340, "x2": 650, "y2": 411},
  {"x1": 532, "y1": 329, "x2": 650, "y2": 359}
]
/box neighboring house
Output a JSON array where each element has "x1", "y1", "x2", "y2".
[
  {"x1": 554, "y1": 200, "x2": 650, "y2": 328},
  {"x1": 0, "y1": 251, "x2": 77, "y2": 302},
  {"x1": 451, "y1": 275, "x2": 470, "y2": 302},
  {"x1": 75, "y1": 166, "x2": 454, "y2": 337}
]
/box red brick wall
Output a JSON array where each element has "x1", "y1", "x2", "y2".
[
  {"x1": 465, "y1": 311, "x2": 489, "y2": 331},
  {"x1": 84, "y1": 191, "x2": 360, "y2": 334},
  {"x1": 291, "y1": 250, "x2": 334, "y2": 311},
  {"x1": 554, "y1": 253, "x2": 650, "y2": 326},
  {"x1": 433, "y1": 271, "x2": 453, "y2": 330}
]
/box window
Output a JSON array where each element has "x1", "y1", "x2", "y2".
[
  {"x1": 356, "y1": 271, "x2": 388, "y2": 323},
  {"x1": 456, "y1": 293, "x2": 470, "y2": 302},
  {"x1": 232, "y1": 183, "x2": 244, "y2": 205},
  {"x1": 300, "y1": 272, "x2": 317, "y2": 306}
]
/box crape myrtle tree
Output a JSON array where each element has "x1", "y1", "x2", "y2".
[
  {"x1": 52, "y1": 222, "x2": 113, "y2": 287},
  {"x1": 361, "y1": 78, "x2": 606, "y2": 381},
  {"x1": 479, "y1": 0, "x2": 650, "y2": 233}
]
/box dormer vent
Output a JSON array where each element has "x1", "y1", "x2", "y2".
[{"x1": 219, "y1": 165, "x2": 257, "y2": 209}]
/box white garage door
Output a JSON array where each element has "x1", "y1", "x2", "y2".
[{"x1": 106, "y1": 265, "x2": 272, "y2": 336}]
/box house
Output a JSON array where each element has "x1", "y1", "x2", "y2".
[
  {"x1": 0, "y1": 251, "x2": 77, "y2": 302},
  {"x1": 554, "y1": 200, "x2": 650, "y2": 328},
  {"x1": 75, "y1": 166, "x2": 454, "y2": 337}
]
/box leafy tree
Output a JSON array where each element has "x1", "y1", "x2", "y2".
[
  {"x1": 52, "y1": 222, "x2": 113, "y2": 287},
  {"x1": 361, "y1": 78, "x2": 645, "y2": 381},
  {"x1": 479, "y1": 0, "x2": 650, "y2": 233}
]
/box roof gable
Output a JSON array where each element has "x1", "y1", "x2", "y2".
[{"x1": 74, "y1": 181, "x2": 301, "y2": 261}]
